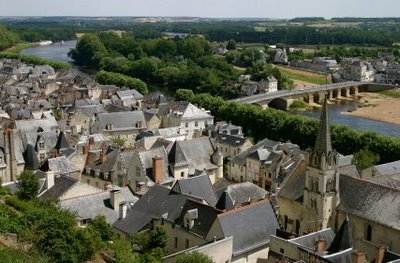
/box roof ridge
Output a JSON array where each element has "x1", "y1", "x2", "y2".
[
  {"x1": 343, "y1": 174, "x2": 400, "y2": 192},
  {"x1": 218, "y1": 199, "x2": 270, "y2": 217}
]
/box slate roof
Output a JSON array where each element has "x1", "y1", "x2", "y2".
[
  {"x1": 328, "y1": 217, "x2": 353, "y2": 253},
  {"x1": 290, "y1": 228, "x2": 335, "y2": 251},
  {"x1": 338, "y1": 175, "x2": 400, "y2": 230},
  {"x1": 40, "y1": 156, "x2": 81, "y2": 175},
  {"x1": 218, "y1": 200, "x2": 279, "y2": 256},
  {"x1": 54, "y1": 131, "x2": 69, "y2": 151},
  {"x1": 113, "y1": 185, "x2": 187, "y2": 234},
  {"x1": 168, "y1": 138, "x2": 217, "y2": 173},
  {"x1": 172, "y1": 174, "x2": 218, "y2": 207},
  {"x1": 219, "y1": 182, "x2": 267, "y2": 207},
  {"x1": 137, "y1": 147, "x2": 172, "y2": 185},
  {"x1": 96, "y1": 111, "x2": 146, "y2": 131},
  {"x1": 173, "y1": 102, "x2": 213, "y2": 121},
  {"x1": 39, "y1": 176, "x2": 77, "y2": 200},
  {"x1": 230, "y1": 138, "x2": 280, "y2": 166},
  {"x1": 216, "y1": 133, "x2": 246, "y2": 147},
  {"x1": 175, "y1": 199, "x2": 221, "y2": 238},
  {"x1": 367, "y1": 173, "x2": 400, "y2": 188},
  {"x1": 279, "y1": 172, "x2": 305, "y2": 202},
  {"x1": 373, "y1": 160, "x2": 400, "y2": 176},
  {"x1": 60, "y1": 187, "x2": 138, "y2": 224},
  {"x1": 15, "y1": 117, "x2": 58, "y2": 133},
  {"x1": 85, "y1": 146, "x2": 120, "y2": 174}
]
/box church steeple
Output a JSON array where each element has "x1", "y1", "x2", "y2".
[
  {"x1": 315, "y1": 95, "x2": 332, "y2": 157},
  {"x1": 310, "y1": 94, "x2": 338, "y2": 169}
]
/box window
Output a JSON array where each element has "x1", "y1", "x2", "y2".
[
  {"x1": 181, "y1": 172, "x2": 184, "y2": 178},
  {"x1": 39, "y1": 153, "x2": 45, "y2": 161},
  {"x1": 117, "y1": 162, "x2": 122, "y2": 171},
  {"x1": 38, "y1": 142, "x2": 45, "y2": 150},
  {"x1": 284, "y1": 215, "x2": 288, "y2": 230},
  {"x1": 366, "y1": 224, "x2": 372, "y2": 241},
  {"x1": 195, "y1": 121, "x2": 198, "y2": 127},
  {"x1": 185, "y1": 122, "x2": 189, "y2": 128},
  {"x1": 175, "y1": 237, "x2": 178, "y2": 248}
]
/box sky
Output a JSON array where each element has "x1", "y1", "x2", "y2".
[{"x1": 0, "y1": 0, "x2": 399, "y2": 18}]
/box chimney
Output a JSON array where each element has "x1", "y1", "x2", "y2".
[
  {"x1": 71, "y1": 125, "x2": 77, "y2": 134},
  {"x1": 317, "y1": 237, "x2": 327, "y2": 253},
  {"x1": 352, "y1": 251, "x2": 366, "y2": 263},
  {"x1": 119, "y1": 201, "x2": 128, "y2": 219},
  {"x1": 89, "y1": 136, "x2": 95, "y2": 145},
  {"x1": 152, "y1": 156, "x2": 163, "y2": 184},
  {"x1": 82, "y1": 144, "x2": 90, "y2": 155},
  {"x1": 376, "y1": 246, "x2": 385, "y2": 263},
  {"x1": 110, "y1": 189, "x2": 121, "y2": 211},
  {"x1": 46, "y1": 170, "x2": 55, "y2": 190},
  {"x1": 100, "y1": 145, "x2": 107, "y2": 163}
]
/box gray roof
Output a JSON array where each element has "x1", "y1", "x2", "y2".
[
  {"x1": 222, "y1": 182, "x2": 267, "y2": 207},
  {"x1": 218, "y1": 200, "x2": 279, "y2": 256},
  {"x1": 113, "y1": 185, "x2": 187, "y2": 234},
  {"x1": 168, "y1": 138, "x2": 217, "y2": 173},
  {"x1": 338, "y1": 175, "x2": 400, "y2": 230},
  {"x1": 230, "y1": 138, "x2": 280, "y2": 166},
  {"x1": 116, "y1": 89, "x2": 143, "y2": 101},
  {"x1": 173, "y1": 102, "x2": 213, "y2": 121},
  {"x1": 279, "y1": 171, "x2": 305, "y2": 202},
  {"x1": 41, "y1": 156, "x2": 80, "y2": 175},
  {"x1": 39, "y1": 176, "x2": 77, "y2": 200},
  {"x1": 137, "y1": 147, "x2": 172, "y2": 185},
  {"x1": 60, "y1": 187, "x2": 138, "y2": 224},
  {"x1": 172, "y1": 174, "x2": 218, "y2": 207},
  {"x1": 367, "y1": 173, "x2": 400, "y2": 188},
  {"x1": 373, "y1": 160, "x2": 400, "y2": 176},
  {"x1": 290, "y1": 228, "x2": 335, "y2": 251},
  {"x1": 216, "y1": 133, "x2": 246, "y2": 147},
  {"x1": 96, "y1": 111, "x2": 146, "y2": 131}
]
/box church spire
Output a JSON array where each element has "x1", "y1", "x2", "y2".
[
  {"x1": 314, "y1": 94, "x2": 332, "y2": 157},
  {"x1": 310, "y1": 94, "x2": 337, "y2": 169}
]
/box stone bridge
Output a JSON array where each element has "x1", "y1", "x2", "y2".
[{"x1": 230, "y1": 81, "x2": 395, "y2": 110}]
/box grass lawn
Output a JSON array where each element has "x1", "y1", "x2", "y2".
[
  {"x1": 380, "y1": 89, "x2": 400, "y2": 98},
  {"x1": 277, "y1": 66, "x2": 331, "y2": 85},
  {"x1": 5, "y1": 43, "x2": 39, "y2": 54}
]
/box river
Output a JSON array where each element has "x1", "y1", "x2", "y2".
[
  {"x1": 20, "y1": 40, "x2": 400, "y2": 137},
  {"x1": 20, "y1": 40, "x2": 88, "y2": 76}
]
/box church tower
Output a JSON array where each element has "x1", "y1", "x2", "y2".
[{"x1": 302, "y1": 95, "x2": 340, "y2": 233}]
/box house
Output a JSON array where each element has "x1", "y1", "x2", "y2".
[
  {"x1": 341, "y1": 60, "x2": 375, "y2": 82},
  {"x1": 212, "y1": 133, "x2": 253, "y2": 159},
  {"x1": 126, "y1": 146, "x2": 174, "y2": 191},
  {"x1": 82, "y1": 145, "x2": 132, "y2": 189},
  {"x1": 38, "y1": 170, "x2": 102, "y2": 201},
  {"x1": 228, "y1": 138, "x2": 303, "y2": 190},
  {"x1": 274, "y1": 49, "x2": 288, "y2": 64},
  {"x1": 167, "y1": 138, "x2": 223, "y2": 184},
  {"x1": 268, "y1": 219, "x2": 357, "y2": 263},
  {"x1": 91, "y1": 111, "x2": 147, "y2": 147},
  {"x1": 60, "y1": 187, "x2": 138, "y2": 226},
  {"x1": 155, "y1": 198, "x2": 280, "y2": 263},
  {"x1": 164, "y1": 102, "x2": 214, "y2": 139},
  {"x1": 259, "y1": 76, "x2": 278, "y2": 93},
  {"x1": 240, "y1": 81, "x2": 258, "y2": 96}
]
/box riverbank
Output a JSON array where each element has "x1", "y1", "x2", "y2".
[{"x1": 344, "y1": 91, "x2": 400, "y2": 125}]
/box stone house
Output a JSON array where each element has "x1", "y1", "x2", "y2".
[
  {"x1": 258, "y1": 76, "x2": 278, "y2": 93},
  {"x1": 91, "y1": 111, "x2": 147, "y2": 147}
]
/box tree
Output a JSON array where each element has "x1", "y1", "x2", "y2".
[
  {"x1": 68, "y1": 34, "x2": 107, "y2": 67},
  {"x1": 88, "y1": 215, "x2": 114, "y2": 241},
  {"x1": 176, "y1": 251, "x2": 214, "y2": 263},
  {"x1": 352, "y1": 148, "x2": 380, "y2": 171},
  {"x1": 16, "y1": 171, "x2": 39, "y2": 201},
  {"x1": 226, "y1": 39, "x2": 237, "y2": 50},
  {"x1": 111, "y1": 135, "x2": 126, "y2": 148}
]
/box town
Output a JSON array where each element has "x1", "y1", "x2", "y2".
[{"x1": 1, "y1": 11, "x2": 400, "y2": 263}]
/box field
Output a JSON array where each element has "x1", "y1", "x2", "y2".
[{"x1": 276, "y1": 66, "x2": 331, "y2": 85}]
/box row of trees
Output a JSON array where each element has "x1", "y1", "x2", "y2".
[{"x1": 176, "y1": 90, "x2": 399, "y2": 165}]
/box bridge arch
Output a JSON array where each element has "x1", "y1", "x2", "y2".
[
  {"x1": 341, "y1": 88, "x2": 347, "y2": 97},
  {"x1": 268, "y1": 98, "x2": 290, "y2": 110},
  {"x1": 313, "y1": 93, "x2": 320, "y2": 103}
]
